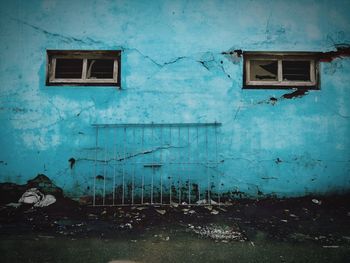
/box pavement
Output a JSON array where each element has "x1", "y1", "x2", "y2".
[{"x1": 0, "y1": 192, "x2": 350, "y2": 262}]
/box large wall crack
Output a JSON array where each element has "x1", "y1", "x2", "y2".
[
  {"x1": 12, "y1": 18, "x2": 105, "y2": 45},
  {"x1": 76, "y1": 145, "x2": 184, "y2": 164}
]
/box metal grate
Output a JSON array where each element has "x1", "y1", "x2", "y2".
[{"x1": 91, "y1": 123, "x2": 221, "y2": 206}]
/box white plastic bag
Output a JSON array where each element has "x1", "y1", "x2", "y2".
[{"x1": 18, "y1": 188, "x2": 56, "y2": 207}]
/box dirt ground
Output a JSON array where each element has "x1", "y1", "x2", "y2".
[{"x1": 1, "y1": 189, "x2": 350, "y2": 262}]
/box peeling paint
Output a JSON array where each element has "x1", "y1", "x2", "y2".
[
  {"x1": 319, "y1": 45, "x2": 350, "y2": 62},
  {"x1": 96, "y1": 175, "x2": 104, "y2": 180},
  {"x1": 282, "y1": 89, "x2": 309, "y2": 99},
  {"x1": 68, "y1": 158, "x2": 76, "y2": 169}
]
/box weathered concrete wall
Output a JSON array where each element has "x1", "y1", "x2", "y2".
[{"x1": 0, "y1": 0, "x2": 349, "y2": 199}]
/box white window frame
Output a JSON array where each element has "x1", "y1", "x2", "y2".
[
  {"x1": 244, "y1": 52, "x2": 319, "y2": 89},
  {"x1": 46, "y1": 50, "x2": 120, "y2": 86}
]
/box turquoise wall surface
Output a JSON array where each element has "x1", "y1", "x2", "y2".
[{"x1": 0, "y1": 0, "x2": 349, "y2": 200}]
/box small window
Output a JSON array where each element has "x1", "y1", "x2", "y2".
[
  {"x1": 46, "y1": 50, "x2": 121, "y2": 86},
  {"x1": 243, "y1": 52, "x2": 319, "y2": 89}
]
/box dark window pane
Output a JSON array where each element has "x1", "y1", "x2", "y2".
[
  {"x1": 55, "y1": 59, "x2": 83, "y2": 78},
  {"x1": 282, "y1": 61, "x2": 310, "y2": 81},
  {"x1": 87, "y1": 59, "x2": 114, "y2": 79},
  {"x1": 250, "y1": 60, "x2": 278, "y2": 81}
]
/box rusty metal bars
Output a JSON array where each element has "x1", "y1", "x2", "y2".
[{"x1": 91, "y1": 123, "x2": 221, "y2": 206}]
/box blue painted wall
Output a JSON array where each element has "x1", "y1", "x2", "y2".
[{"x1": 0, "y1": 0, "x2": 350, "y2": 200}]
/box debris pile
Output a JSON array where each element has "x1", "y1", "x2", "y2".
[{"x1": 0, "y1": 174, "x2": 63, "y2": 206}]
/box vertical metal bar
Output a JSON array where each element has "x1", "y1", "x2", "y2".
[
  {"x1": 187, "y1": 127, "x2": 190, "y2": 205},
  {"x1": 122, "y1": 127, "x2": 126, "y2": 205},
  {"x1": 103, "y1": 130, "x2": 107, "y2": 205},
  {"x1": 178, "y1": 127, "x2": 181, "y2": 204},
  {"x1": 93, "y1": 127, "x2": 98, "y2": 206},
  {"x1": 160, "y1": 127, "x2": 163, "y2": 204},
  {"x1": 206, "y1": 126, "x2": 210, "y2": 204},
  {"x1": 197, "y1": 127, "x2": 200, "y2": 204},
  {"x1": 151, "y1": 126, "x2": 154, "y2": 204},
  {"x1": 215, "y1": 125, "x2": 220, "y2": 205},
  {"x1": 169, "y1": 127, "x2": 172, "y2": 204},
  {"x1": 132, "y1": 128, "x2": 135, "y2": 205},
  {"x1": 141, "y1": 127, "x2": 144, "y2": 204},
  {"x1": 113, "y1": 128, "x2": 116, "y2": 206}
]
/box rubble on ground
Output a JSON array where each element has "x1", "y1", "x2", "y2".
[
  {"x1": 187, "y1": 223, "x2": 247, "y2": 242},
  {"x1": 0, "y1": 175, "x2": 350, "y2": 247}
]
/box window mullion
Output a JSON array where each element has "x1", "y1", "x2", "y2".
[
  {"x1": 113, "y1": 59, "x2": 119, "y2": 81},
  {"x1": 246, "y1": 59, "x2": 251, "y2": 83},
  {"x1": 310, "y1": 60, "x2": 315, "y2": 83},
  {"x1": 50, "y1": 58, "x2": 56, "y2": 81},
  {"x1": 278, "y1": 59, "x2": 282, "y2": 82},
  {"x1": 82, "y1": 58, "x2": 87, "y2": 80}
]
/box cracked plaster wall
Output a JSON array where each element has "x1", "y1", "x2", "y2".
[{"x1": 0, "y1": 0, "x2": 350, "y2": 199}]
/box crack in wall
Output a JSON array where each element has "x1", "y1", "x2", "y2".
[
  {"x1": 13, "y1": 17, "x2": 244, "y2": 89},
  {"x1": 197, "y1": 60, "x2": 211, "y2": 71},
  {"x1": 233, "y1": 104, "x2": 241, "y2": 120},
  {"x1": 12, "y1": 18, "x2": 105, "y2": 45},
  {"x1": 225, "y1": 156, "x2": 349, "y2": 164},
  {"x1": 121, "y1": 47, "x2": 172, "y2": 68},
  {"x1": 76, "y1": 104, "x2": 96, "y2": 117},
  {"x1": 14, "y1": 18, "x2": 238, "y2": 80},
  {"x1": 125, "y1": 47, "x2": 234, "y2": 79},
  {"x1": 76, "y1": 145, "x2": 184, "y2": 164},
  {"x1": 9, "y1": 100, "x2": 97, "y2": 131}
]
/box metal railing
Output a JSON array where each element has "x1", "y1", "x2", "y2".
[{"x1": 91, "y1": 123, "x2": 221, "y2": 206}]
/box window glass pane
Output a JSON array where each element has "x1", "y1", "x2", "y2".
[
  {"x1": 250, "y1": 60, "x2": 278, "y2": 81},
  {"x1": 282, "y1": 61, "x2": 310, "y2": 81},
  {"x1": 87, "y1": 59, "x2": 114, "y2": 79},
  {"x1": 55, "y1": 59, "x2": 83, "y2": 78}
]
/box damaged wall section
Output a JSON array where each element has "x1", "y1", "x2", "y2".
[{"x1": 0, "y1": 0, "x2": 350, "y2": 199}]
